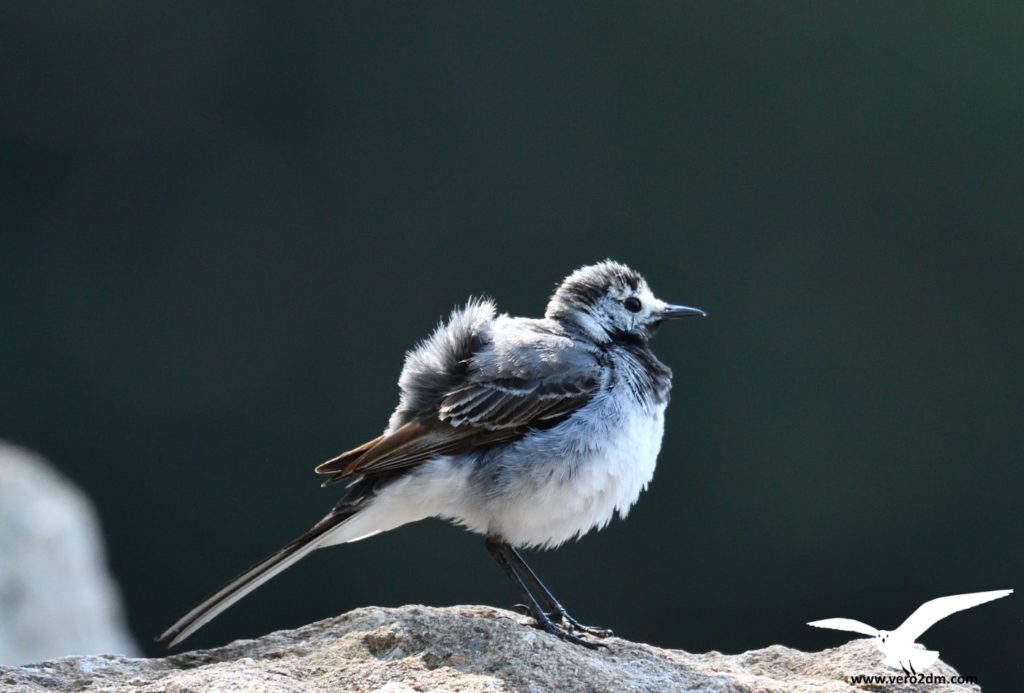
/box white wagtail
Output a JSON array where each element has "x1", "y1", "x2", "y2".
[{"x1": 159, "y1": 260, "x2": 704, "y2": 648}]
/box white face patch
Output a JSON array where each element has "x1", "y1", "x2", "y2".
[
  {"x1": 598, "y1": 283, "x2": 666, "y2": 335},
  {"x1": 543, "y1": 262, "x2": 676, "y2": 343}
]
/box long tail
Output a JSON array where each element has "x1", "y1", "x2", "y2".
[{"x1": 157, "y1": 509, "x2": 356, "y2": 648}]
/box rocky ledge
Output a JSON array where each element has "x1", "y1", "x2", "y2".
[{"x1": 0, "y1": 605, "x2": 979, "y2": 692}]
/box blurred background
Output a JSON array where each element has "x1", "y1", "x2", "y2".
[{"x1": 2, "y1": 1, "x2": 1021, "y2": 688}]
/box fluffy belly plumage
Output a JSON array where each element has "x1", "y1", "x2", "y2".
[
  {"x1": 479, "y1": 399, "x2": 668, "y2": 549},
  {"x1": 334, "y1": 397, "x2": 669, "y2": 551}
]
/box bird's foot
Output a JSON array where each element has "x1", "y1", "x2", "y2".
[
  {"x1": 511, "y1": 604, "x2": 609, "y2": 646},
  {"x1": 552, "y1": 609, "x2": 613, "y2": 638},
  {"x1": 533, "y1": 611, "x2": 605, "y2": 649}
]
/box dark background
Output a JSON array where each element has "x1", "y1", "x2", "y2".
[{"x1": 2, "y1": 2, "x2": 1021, "y2": 688}]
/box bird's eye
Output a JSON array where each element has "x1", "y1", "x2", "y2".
[{"x1": 623, "y1": 297, "x2": 642, "y2": 313}]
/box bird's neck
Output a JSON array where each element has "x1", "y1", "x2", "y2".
[
  {"x1": 547, "y1": 306, "x2": 613, "y2": 345},
  {"x1": 609, "y1": 338, "x2": 673, "y2": 406}
]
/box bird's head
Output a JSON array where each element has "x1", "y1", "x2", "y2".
[
  {"x1": 545, "y1": 260, "x2": 704, "y2": 344},
  {"x1": 877, "y1": 630, "x2": 891, "y2": 643}
]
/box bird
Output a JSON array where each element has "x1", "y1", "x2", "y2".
[
  {"x1": 808, "y1": 589, "x2": 1013, "y2": 674},
  {"x1": 158, "y1": 260, "x2": 705, "y2": 649}
]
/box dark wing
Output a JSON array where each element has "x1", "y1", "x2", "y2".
[
  {"x1": 315, "y1": 373, "x2": 600, "y2": 483},
  {"x1": 315, "y1": 419, "x2": 517, "y2": 481},
  {"x1": 438, "y1": 375, "x2": 598, "y2": 429}
]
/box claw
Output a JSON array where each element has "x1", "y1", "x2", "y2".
[
  {"x1": 554, "y1": 610, "x2": 613, "y2": 638},
  {"x1": 531, "y1": 615, "x2": 606, "y2": 649}
]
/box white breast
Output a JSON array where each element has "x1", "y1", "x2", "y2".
[
  {"x1": 479, "y1": 394, "x2": 668, "y2": 549},
  {"x1": 340, "y1": 387, "x2": 671, "y2": 551}
]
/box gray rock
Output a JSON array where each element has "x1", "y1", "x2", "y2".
[
  {"x1": 0, "y1": 443, "x2": 138, "y2": 665},
  {"x1": 0, "y1": 605, "x2": 979, "y2": 692}
]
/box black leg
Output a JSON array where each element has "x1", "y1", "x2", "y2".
[
  {"x1": 501, "y1": 543, "x2": 613, "y2": 638},
  {"x1": 484, "y1": 536, "x2": 606, "y2": 648}
]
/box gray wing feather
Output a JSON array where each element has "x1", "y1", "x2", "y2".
[
  {"x1": 318, "y1": 310, "x2": 603, "y2": 481},
  {"x1": 440, "y1": 376, "x2": 598, "y2": 430},
  {"x1": 437, "y1": 315, "x2": 603, "y2": 430}
]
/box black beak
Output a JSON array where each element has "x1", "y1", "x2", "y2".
[{"x1": 660, "y1": 304, "x2": 706, "y2": 319}]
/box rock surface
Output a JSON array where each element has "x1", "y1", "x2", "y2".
[
  {"x1": 0, "y1": 443, "x2": 138, "y2": 665},
  {"x1": 0, "y1": 605, "x2": 979, "y2": 692}
]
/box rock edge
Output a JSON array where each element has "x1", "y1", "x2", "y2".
[{"x1": 0, "y1": 605, "x2": 980, "y2": 692}]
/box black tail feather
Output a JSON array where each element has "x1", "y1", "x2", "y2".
[{"x1": 156, "y1": 510, "x2": 354, "y2": 648}]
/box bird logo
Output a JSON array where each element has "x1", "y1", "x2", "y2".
[{"x1": 808, "y1": 589, "x2": 1013, "y2": 674}]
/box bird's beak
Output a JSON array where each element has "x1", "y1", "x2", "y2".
[{"x1": 659, "y1": 304, "x2": 706, "y2": 319}]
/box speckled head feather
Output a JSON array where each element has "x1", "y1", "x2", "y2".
[
  {"x1": 548, "y1": 260, "x2": 643, "y2": 308},
  {"x1": 545, "y1": 260, "x2": 666, "y2": 344}
]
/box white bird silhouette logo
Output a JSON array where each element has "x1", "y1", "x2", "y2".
[{"x1": 808, "y1": 589, "x2": 1013, "y2": 674}]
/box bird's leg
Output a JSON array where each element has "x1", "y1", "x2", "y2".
[
  {"x1": 484, "y1": 537, "x2": 602, "y2": 648},
  {"x1": 500, "y1": 543, "x2": 613, "y2": 638},
  {"x1": 899, "y1": 660, "x2": 919, "y2": 677}
]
